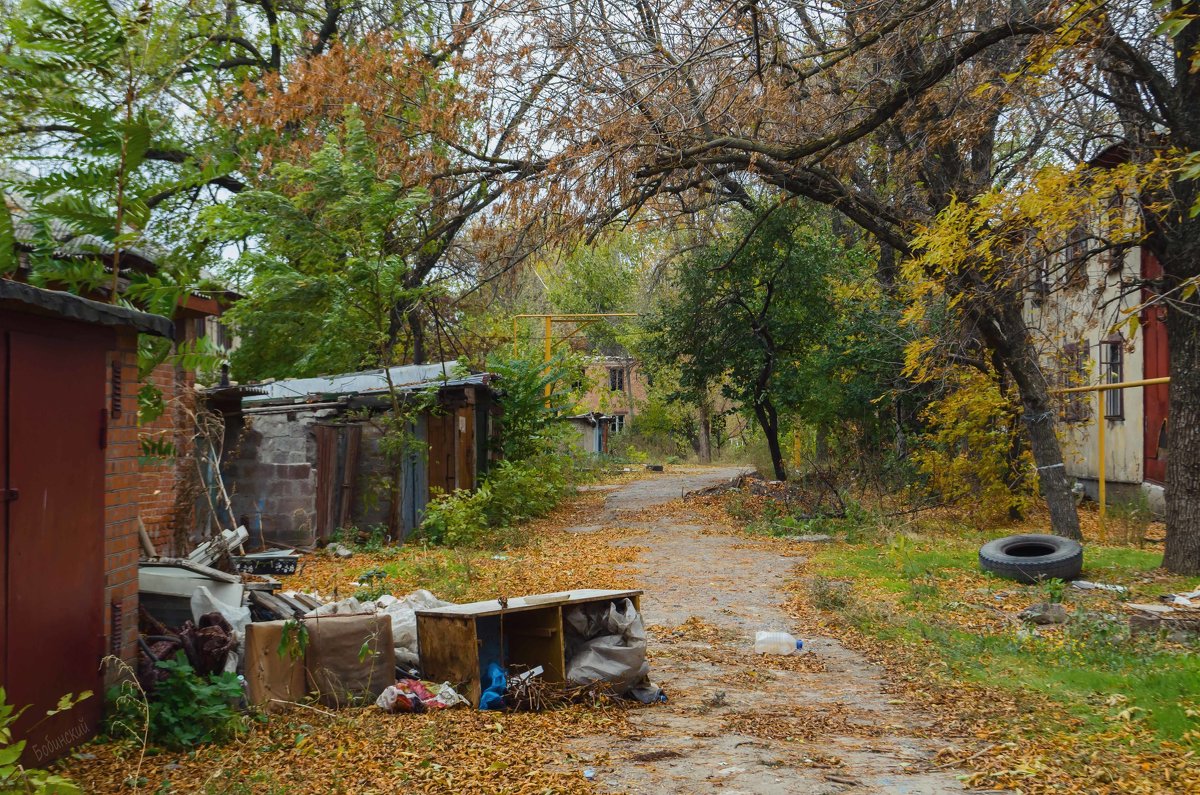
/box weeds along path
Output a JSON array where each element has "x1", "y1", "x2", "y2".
[{"x1": 568, "y1": 468, "x2": 968, "y2": 794}]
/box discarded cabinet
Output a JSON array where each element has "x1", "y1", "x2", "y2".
[
  {"x1": 416, "y1": 589, "x2": 642, "y2": 707},
  {"x1": 138, "y1": 559, "x2": 244, "y2": 627}
]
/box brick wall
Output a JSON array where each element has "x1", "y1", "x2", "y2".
[
  {"x1": 578, "y1": 357, "x2": 648, "y2": 418},
  {"x1": 138, "y1": 357, "x2": 195, "y2": 556},
  {"x1": 104, "y1": 328, "x2": 142, "y2": 676}
]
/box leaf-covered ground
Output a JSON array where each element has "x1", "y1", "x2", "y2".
[
  {"x1": 755, "y1": 494, "x2": 1200, "y2": 795},
  {"x1": 60, "y1": 471, "x2": 1200, "y2": 793}
]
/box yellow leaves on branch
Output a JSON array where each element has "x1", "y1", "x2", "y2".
[
  {"x1": 911, "y1": 370, "x2": 1035, "y2": 523},
  {"x1": 899, "y1": 156, "x2": 1180, "y2": 383}
]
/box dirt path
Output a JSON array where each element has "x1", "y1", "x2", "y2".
[{"x1": 565, "y1": 468, "x2": 965, "y2": 794}]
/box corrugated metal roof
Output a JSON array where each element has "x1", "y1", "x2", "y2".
[
  {"x1": 242, "y1": 360, "x2": 494, "y2": 404},
  {"x1": 4, "y1": 176, "x2": 163, "y2": 271}
]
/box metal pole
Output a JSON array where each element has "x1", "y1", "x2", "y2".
[
  {"x1": 1097, "y1": 391, "x2": 1106, "y2": 531},
  {"x1": 544, "y1": 314, "x2": 553, "y2": 401}
]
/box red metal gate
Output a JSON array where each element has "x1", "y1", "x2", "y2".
[{"x1": 1, "y1": 319, "x2": 108, "y2": 763}]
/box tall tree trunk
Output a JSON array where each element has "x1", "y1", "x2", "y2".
[
  {"x1": 697, "y1": 395, "x2": 712, "y2": 464},
  {"x1": 1161, "y1": 272, "x2": 1200, "y2": 573},
  {"x1": 753, "y1": 395, "x2": 787, "y2": 481},
  {"x1": 977, "y1": 304, "x2": 1082, "y2": 540},
  {"x1": 408, "y1": 306, "x2": 426, "y2": 364}
]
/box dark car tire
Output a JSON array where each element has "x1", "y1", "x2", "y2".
[{"x1": 978, "y1": 534, "x2": 1083, "y2": 584}]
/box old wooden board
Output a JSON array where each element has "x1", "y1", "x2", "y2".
[
  {"x1": 417, "y1": 614, "x2": 484, "y2": 706},
  {"x1": 415, "y1": 589, "x2": 643, "y2": 619}
]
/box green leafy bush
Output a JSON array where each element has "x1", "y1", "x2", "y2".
[
  {"x1": 484, "y1": 352, "x2": 576, "y2": 462},
  {"x1": 419, "y1": 454, "x2": 573, "y2": 546},
  {"x1": 0, "y1": 688, "x2": 82, "y2": 794},
  {"x1": 106, "y1": 654, "x2": 246, "y2": 750}
]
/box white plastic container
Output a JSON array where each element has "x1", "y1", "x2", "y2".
[{"x1": 754, "y1": 631, "x2": 803, "y2": 655}]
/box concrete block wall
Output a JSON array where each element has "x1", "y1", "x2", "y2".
[
  {"x1": 225, "y1": 410, "x2": 322, "y2": 547},
  {"x1": 104, "y1": 328, "x2": 142, "y2": 677}
]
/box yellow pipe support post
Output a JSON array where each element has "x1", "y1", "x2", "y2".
[
  {"x1": 1097, "y1": 391, "x2": 1106, "y2": 533},
  {"x1": 544, "y1": 314, "x2": 553, "y2": 400},
  {"x1": 1050, "y1": 376, "x2": 1171, "y2": 534}
]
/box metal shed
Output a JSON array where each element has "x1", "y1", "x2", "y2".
[
  {"x1": 0, "y1": 279, "x2": 170, "y2": 762},
  {"x1": 208, "y1": 362, "x2": 499, "y2": 546}
]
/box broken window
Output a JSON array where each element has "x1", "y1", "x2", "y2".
[
  {"x1": 609, "y1": 367, "x2": 625, "y2": 392},
  {"x1": 610, "y1": 413, "x2": 626, "y2": 434}
]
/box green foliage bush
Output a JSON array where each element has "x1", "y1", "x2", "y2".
[
  {"x1": 0, "y1": 688, "x2": 81, "y2": 794},
  {"x1": 419, "y1": 454, "x2": 574, "y2": 547},
  {"x1": 106, "y1": 654, "x2": 246, "y2": 750}
]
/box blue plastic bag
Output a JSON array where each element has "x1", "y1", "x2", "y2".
[{"x1": 479, "y1": 661, "x2": 506, "y2": 710}]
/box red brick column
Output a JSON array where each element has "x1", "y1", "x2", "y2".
[{"x1": 104, "y1": 328, "x2": 142, "y2": 676}]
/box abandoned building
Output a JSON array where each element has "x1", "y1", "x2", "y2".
[
  {"x1": 564, "y1": 412, "x2": 614, "y2": 455},
  {"x1": 207, "y1": 361, "x2": 500, "y2": 547},
  {"x1": 575, "y1": 355, "x2": 646, "y2": 435},
  {"x1": 0, "y1": 279, "x2": 171, "y2": 760},
  {"x1": 1033, "y1": 144, "x2": 1171, "y2": 512}
]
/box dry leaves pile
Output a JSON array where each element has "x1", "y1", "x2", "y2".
[
  {"x1": 722, "y1": 705, "x2": 885, "y2": 742},
  {"x1": 71, "y1": 702, "x2": 630, "y2": 794},
  {"x1": 283, "y1": 492, "x2": 646, "y2": 602}
]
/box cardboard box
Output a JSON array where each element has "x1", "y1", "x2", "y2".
[
  {"x1": 304, "y1": 613, "x2": 395, "y2": 708},
  {"x1": 244, "y1": 621, "x2": 308, "y2": 710}
]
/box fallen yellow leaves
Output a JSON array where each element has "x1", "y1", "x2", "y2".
[{"x1": 71, "y1": 702, "x2": 632, "y2": 794}]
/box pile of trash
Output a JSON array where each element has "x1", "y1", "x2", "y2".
[
  {"x1": 302, "y1": 590, "x2": 449, "y2": 668},
  {"x1": 136, "y1": 527, "x2": 663, "y2": 716}
]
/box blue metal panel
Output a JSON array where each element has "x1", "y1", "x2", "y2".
[{"x1": 401, "y1": 414, "x2": 429, "y2": 540}]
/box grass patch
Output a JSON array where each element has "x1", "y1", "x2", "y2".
[
  {"x1": 804, "y1": 532, "x2": 1199, "y2": 750},
  {"x1": 352, "y1": 548, "x2": 479, "y2": 601}
]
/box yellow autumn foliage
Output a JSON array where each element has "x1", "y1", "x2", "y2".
[{"x1": 912, "y1": 371, "x2": 1035, "y2": 523}]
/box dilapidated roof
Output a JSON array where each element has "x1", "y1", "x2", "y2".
[
  {"x1": 240, "y1": 361, "x2": 495, "y2": 406},
  {"x1": 0, "y1": 278, "x2": 173, "y2": 337}
]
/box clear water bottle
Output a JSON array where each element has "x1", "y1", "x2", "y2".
[{"x1": 754, "y1": 631, "x2": 803, "y2": 655}]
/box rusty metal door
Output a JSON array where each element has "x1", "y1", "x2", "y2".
[
  {"x1": 2, "y1": 326, "x2": 107, "y2": 762},
  {"x1": 1141, "y1": 249, "x2": 1170, "y2": 485}
]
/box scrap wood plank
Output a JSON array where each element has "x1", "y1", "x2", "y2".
[
  {"x1": 139, "y1": 558, "x2": 241, "y2": 584},
  {"x1": 242, "y1": 577, "x2": 283, "y2": 592},
  {"x1": 188, "y1": 525, "x2": 250, "y2": 567},
  {"x1": 250, "y1": 592, "x2": 301, "y2": 620}
]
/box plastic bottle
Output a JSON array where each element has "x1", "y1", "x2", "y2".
[{"x1": 754, "y1": 631, "x2": 803, "y2": 655}]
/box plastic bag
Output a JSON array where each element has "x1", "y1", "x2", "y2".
[
  {"x1": 564, "y1": 598, "x2": 650, "y2": 693},
  {"x1": 379, "y1": 589, "x2": 450, "y2": 666},
  {"x1": 479, "y1": 662, "x2": 507, "y2": 710},
  {"x1": 191, "y1": 585, "x2": 251, "y2": 639},
  {"x1": 376, "y1": 679, "x2": 468, "y2": 712}
]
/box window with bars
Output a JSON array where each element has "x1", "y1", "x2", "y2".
[
  {"x1": 1060, "y1": 341, "x2": 1090, "y2": 423},
  {"x1": 1100, "y1": 337, "x2": 1124, "y2": 419}
]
